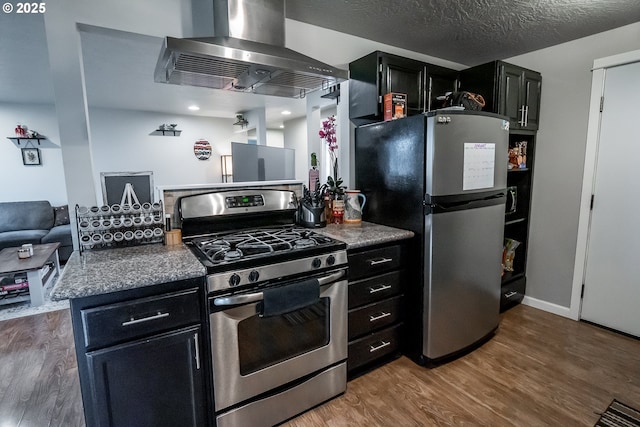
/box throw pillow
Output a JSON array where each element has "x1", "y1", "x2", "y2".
[{"x1": 54, "y1": 205, "x2": 70, "y2": 226}]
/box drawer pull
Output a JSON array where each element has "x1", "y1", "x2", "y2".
[
  {"x1": 368, "y1": 284, "x2": 392, "y2": 294},
  {"x1": 369, "y1": 257, "x2": 393, "y2": 266},
  {"x1": 121, "y1": 312, "x2": 169, "y2": 326},
  {"x1": 369, "y1": 312, "x2": 392, "y2": 322},
  {"x1": 369, "y1": 340, "x2": 391, "y2": 353},
  {"x1": 194, "y1": 332, "x2": 201, "y2": 370},
  {"x1": 504, "y1": 291, "x2": 517, "y2": 298}
]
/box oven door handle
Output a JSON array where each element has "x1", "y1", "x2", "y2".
[
  {"x1": 213, "y1": 270, "x2": 346, "y2": 307},
  {"x1": 213, "y1": 292, "x2": 263, "y2": 306},
  {"x1": 316, "y1": 269, "x2": 345, "y2": 286}
]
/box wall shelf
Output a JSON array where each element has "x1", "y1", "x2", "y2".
[
  {"x1": 151, "y1": 129, "x2": 181, "y2": 136},
  {"x1": 7, "y1": 137, "x2": 46, "y2": 145}
]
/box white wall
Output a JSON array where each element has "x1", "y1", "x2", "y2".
[
  {"x1": 88, "y1": 107, "x2": 245, "y2": 202},
  {"x1": 283, "y1": 116, "x2": 308, "y2": 184},
  {"x1": 266, "y1": 130, "x2": 284, "y2": 148},
  {"x1": 505, "y1": 22, "x2": 640, "y2": 309},
  {"x1": 0, "y1": 102, "x2": 68, "y2": 205}
]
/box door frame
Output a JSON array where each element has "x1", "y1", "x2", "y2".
[{"x1": 570, "y1": 48, "x2": 640, "y2": 320}]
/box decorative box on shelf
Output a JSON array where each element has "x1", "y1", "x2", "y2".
[
  {"x1": 75, "y1": 202, "x2": 165, "y2": 252},
  {"x1": 0, "y1": 273, "x2": 30, "y2": 304}
]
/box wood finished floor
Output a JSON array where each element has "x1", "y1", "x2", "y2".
[{"x1": 1, "y1": 304, "x2": 638, "y2": 427}]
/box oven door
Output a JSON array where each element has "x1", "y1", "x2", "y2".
[{"x1": 209, "y1": 269, "x2": 347, "y2": 412}]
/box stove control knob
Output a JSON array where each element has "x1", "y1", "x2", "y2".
[
  {"x1": 326, "y1": 255, "x2": 336, "y2": 266},
  {"x1": 312, "y1": 258, "x2": 322, "y2": 269},
  {"x1": 248, "y1": 270, "x2": 260, "y2": 282},
  {"x1": 229, "y1": 273, "x2": 241, "y2": 287}
]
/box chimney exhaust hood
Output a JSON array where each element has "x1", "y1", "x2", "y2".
[{"x1": 154, "y1": 0, "x2": 348, "y2": 98}]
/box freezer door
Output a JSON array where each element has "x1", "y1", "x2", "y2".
[
  {"x1": 423, "y1": 202, "x2": 504, "y2": 360},
  {"x1": 426, "y1": 112, "x2": 509, "y2": 196}
]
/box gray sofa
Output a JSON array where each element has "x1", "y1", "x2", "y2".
[{"x1": 0, "y1": 201, "x2": 73, "y2": 263}]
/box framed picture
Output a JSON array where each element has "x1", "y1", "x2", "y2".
[
  {"x1": 21, "y1": 148, "x2": 41, "y2": 166},
  {"x1": 100, "y1": 171, "x2": 154, "y2": 205}
]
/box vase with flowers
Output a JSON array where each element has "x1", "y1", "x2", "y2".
[{"x1": 319, "y1": 115, "x2": 344, "y2": 223}]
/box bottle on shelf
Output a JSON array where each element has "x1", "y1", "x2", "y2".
[{"x1": 309, "y1": 152, "x2": 320, "y2": 191}]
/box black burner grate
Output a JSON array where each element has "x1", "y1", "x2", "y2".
[{"x1": 193, "y1": 227, "x2": 335, "y2": 265}]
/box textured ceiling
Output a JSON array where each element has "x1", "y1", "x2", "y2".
[{"x1": 286, "y1": 0, "x2": 640, "y2": 66}]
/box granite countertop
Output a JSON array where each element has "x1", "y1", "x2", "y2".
[
  {"x1": 50, "y1": 244, "x2": 206, "y2": 301},
  {"x1": 318, "y1": 221, "x2": 414, "y2": 250},
  {"x1": 50, "y1": 222, "x2": 413, "y2": 301}
]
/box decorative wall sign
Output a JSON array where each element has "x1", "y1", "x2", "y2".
[
  {"x1": 21, "y1": 147, "x2": 41, "y2": 165},
  {"x1": 194, "y1": 139, "x2": 212, "y2": 160}
]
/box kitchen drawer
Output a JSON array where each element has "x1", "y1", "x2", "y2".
[
  {"x1": 500, "y1": 276, "x2": 525, "y2": 312},
  {"x1": 348, "y1": 295, "x2": 403, "y2": 340},
  {"x1": 81, "y1": 288, "x2": 201, "y2": 350},
  {"x1": 348, "y1": 323, "x2": 402, "y2": 373},
  {"x1": 348, "y1": 270, "x2": 402, "y2": 309},
  {"x1": 348, "y1": 244, "x2": 404, "y2": 281}
]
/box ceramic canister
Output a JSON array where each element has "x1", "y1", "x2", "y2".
[{"x1": 344, "y1": 190, "x2": 367, "y2": 224}]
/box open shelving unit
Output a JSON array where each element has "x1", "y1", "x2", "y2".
[{"x1": 501, "y1": 131, "x2": 536, "y2": 311}]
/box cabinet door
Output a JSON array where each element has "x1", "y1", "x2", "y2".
[
  {"x1": 87, "y1": 326, "x2": 206, "y2": 427},
  {"x1": 426, "y1": 65, "x2": 459, "y2": 111},
  {"x1": 522, "y1": 71, "x2": 541, "y2": 130},
  {"x1": 499, "y1": 63, "x2": 524, "y2": 128},
  {"x1": 380, "y1": 55, "x2": 425, "y2": 115}
]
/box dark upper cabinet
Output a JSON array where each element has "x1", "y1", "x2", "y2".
[
  {"x1": 349, "y1": 51, "x2": 459, "y2": 125},
  {"x1": 460, "y1": 61, "x2": 541, "y2": 131}
]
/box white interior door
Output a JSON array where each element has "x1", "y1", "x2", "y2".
[{"x1": 580, "y1": 60, "x2": 640, "y2": 337}]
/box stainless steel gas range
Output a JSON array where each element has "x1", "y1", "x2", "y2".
[{"x1": 179, "y1": 189, "x2": 348, "y2": 427}]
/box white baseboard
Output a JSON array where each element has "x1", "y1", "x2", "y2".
[{"x1": 522, "y1": 296, "x2": 576, "y2": 320}]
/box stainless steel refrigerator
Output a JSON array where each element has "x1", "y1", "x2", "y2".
[{"x1": 355, "y1": 110, "x2": 509, "y2": 365}]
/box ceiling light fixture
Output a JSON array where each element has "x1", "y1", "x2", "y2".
[
  {"x1": 188, "y1": 105, "x2": 200, "y2": 111},
  {"x1": 281, "y1": 110, "x2": 291, "y2": 115}
]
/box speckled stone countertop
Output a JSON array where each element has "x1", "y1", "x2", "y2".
[
  {"x1": 318, "y1": 221, "x2": 414, "y2": 250},
  {"x1": 50, "y1": 244, "x2": 206, "y2": 301},
  {"x1": 50, "y1": 222, "x2": 412, "y2": 301}
]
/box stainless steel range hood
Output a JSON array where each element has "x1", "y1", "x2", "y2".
[{"x1": 154, "y1": 0, "x2": 348, "y2": 98}]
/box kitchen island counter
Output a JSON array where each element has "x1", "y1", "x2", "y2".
[
  {"x1": 50, "y1": 244, "x2": 205, "y2": 301},
  {"x1": 318, "y1": 221, "x2": 414, "y2": 249}
]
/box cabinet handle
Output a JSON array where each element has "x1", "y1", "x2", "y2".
[
  {"x1": 369, "y1": 257, "x2": 393, "y2": 266},
  {"x1": 194, "y1": 332, "x2": 201, "y2": 370},
  {"x1": 369, "y1": 311, "x2": 392, "y2": 322},
  {"x1": 121, "y1": 311, "x2": 169, "y2": 326},
  {"x1": 368, "y1": 284, "x2": 392, "y2": 294},
  {"x1": 505, "y1": 291, "x2": 517, "y2": 298},
  {"x1": 524, "y1": 105, "x2": 529, "y2": 127},
  {"x1": 519, "y1": 105, "x2": 525, "y2": 126},
  {"x1": 369, "y1": 340, "x2": 391, "y2": 353}
]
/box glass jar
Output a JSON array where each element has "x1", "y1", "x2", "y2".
[{"x1": 332, "y1": 197, "x2": 345, "y2": 224}]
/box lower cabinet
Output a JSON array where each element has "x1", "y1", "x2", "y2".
[
  {"x1": 86, "y1": 326, "x2": 206, "y2": 427},
  {"x1": 347, "y1": 242, "x2": 407, "y2": 377},
  {"x1": 70, "y1": 277, "x2": 208, "y2": 427}
]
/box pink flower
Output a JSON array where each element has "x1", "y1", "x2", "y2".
[{"x1": 319, "y1": 115, "x2": 337, "y2": 152}]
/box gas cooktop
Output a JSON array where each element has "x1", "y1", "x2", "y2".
[{"x1": 187, "y1": 226, "x2": 345, "y2": 269}]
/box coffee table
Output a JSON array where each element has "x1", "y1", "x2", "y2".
[{"x1": 0, "y1": 243, "x2": 61, "y2": 307}]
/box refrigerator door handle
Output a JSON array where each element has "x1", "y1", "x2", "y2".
[{"x1": 482, "y1": 193, "x2": 506, "y2": 201}]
